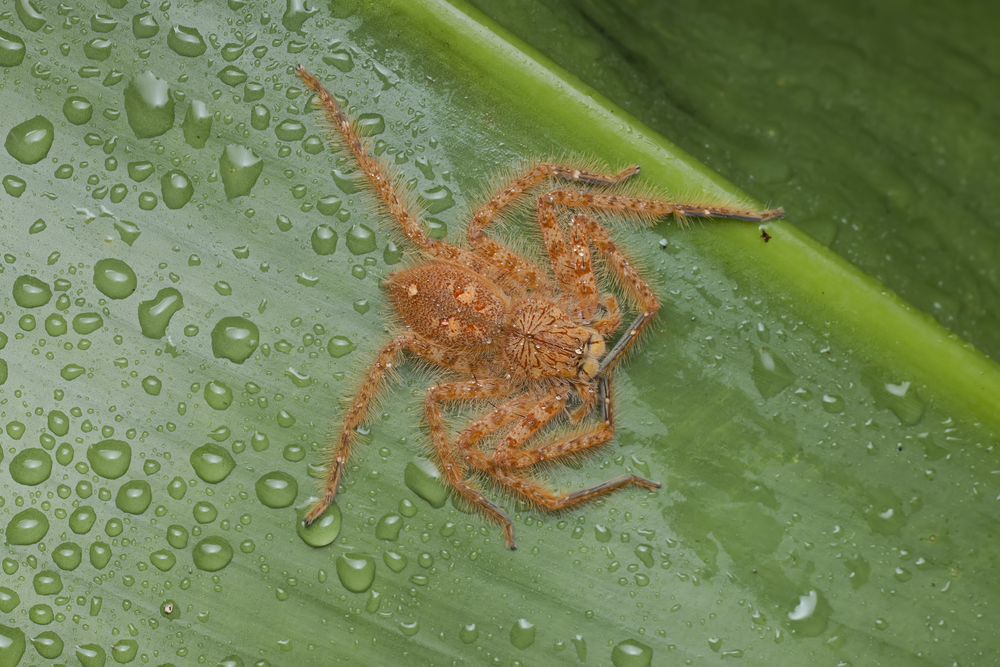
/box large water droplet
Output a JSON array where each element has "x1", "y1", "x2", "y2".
[
  {"x1": 375, "y1": 513, "x2": 403, "y2": 541},
  {"x1": 89, "y1": 542, "x2": 111, "y2": 569},
  {"x1": 204, "y1": 380, "x2": 233, "y2": 410},
  {"x1": 167, "y1": 25, "x2": 206, "y2": 57},
  {"x1": 509, "y1": 618, "x2": 535, "y2": 650},
  {"x1": 115, "y1": 480, "x2": 152, "y2": 514},
  {"x1": 418, "y1": 185, "x2": 456, "y2": 214},
  {"x1": 83, "y1": 37, "x2": 112, "y2": 61},
  {"x1": 52, "y1": 542, "x2": 82, "y2": 571},
  {"x1": 5, "y1": 508, "x2": 49, "y2": 545},
  {"x1": 255, "y1": 471, "x2": 298, "y2": 508},
  {"x1": 32, "y1": 570, "x2": 62, "y2": 595},
  {"x1": 327, "y1": 335, "x2": 356, "y2": 358},
  {"x1": 219, "y1": 144, "x2": 263, "y2": 199},
  {"x1": 9, "y1": 447, "x2": 52, "y2": 485},
  {"x1": 0, "y1": 588, "x2": 20, "y2": 613},
  {"x1": 138, "y1": 288, "x2": 183, "y2": 338},
  {"x1": 76, "y1": 643, "x2": 106, "y2": 667},
  {"x1": 192, "y1": 536, "x2": 234, "y2": 571},
  {"x1": 311, "y1": 224, "x2": 338, "y2": 255},
  {"x1": 86, "y1": 439, "x2": 132, "y2": 479},
  {"x1": 459, "y1": 624, "x2": 479, "y2": 644},
  {"x1": 345, "y1": 223, "x2": 377, "y2": 254},
  {"x1": 211, "y1": 316, "x2": 260, "y2": 363},
  {"x1": 611, "y1": 639, "x2": 653, "y2": 667},
  {"x1": 12, "y1": 275, "x2": 51, "y2": 307},
  {"x1": 4, "y1": 115, "x2": 54, "y2": 164},
  {"x1": 282, "y1": 0, "x2": 317, "y2": 32},
  {"x1": 68, "y1": 506, "x2": 97, "y2": 534},
  {"x1": 0, "y1": 624, "x2": 25, "y2": 667},
  {"x1": 131, "y1": 11, "x2": 159, "y2": 38},
  {"x1": 336, "y1": 553, "x2": 375, "y2": 593},
  {"x1": 63, "y1": 96, "x2": 93, "y2": 125},
  {"x1": 275, "y1": 119, "x2": 305, "y2": 141},
  {"x1": 0, "y1": 29, "x2": 27, "y2": 67},
  {"x1": 296, "y1": 501, "x2": 341, "y2": 547},
  {"x1": 124, "y1": 70, "x2": 175, "y2": 138},
  {"x1": 404, "y1": 457, "x2": 450, "y2": 508},
  {"x1": 189, "y1": 443, "x2": 235, "y2": 483},
  {"x1": 161, "y1": 169, "x2": 194, "y2": 209},
  {"x1": 751, "y1": 346, "x2": 796, "y2": 399},
  {"x1": 93, "y1": 258, "x2": 137, "y2": 299},
  {"x1": 30, "y1": 630, "x2": 63, "y2": 659},
  {"x1": 183, "y1": 100, "x2": 212, "y2": 148},
  {"x1": 73, "y1": 312, "x2": 104, "y2": 334},
  {"x1": 193, "y1": 501, "x2": 218, "y2": 524}
]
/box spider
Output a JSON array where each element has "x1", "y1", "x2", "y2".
[{"x1": 295, "y1": 65, "x2": 782, "y2": 549}]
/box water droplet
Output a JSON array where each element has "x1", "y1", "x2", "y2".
[
  {"x1": 183, "y1": 100, "x2": 213, "y2": 148},
  {"x1": 127, "y1": 160, "x2": 154, "y2": 182},
  {"x1": 193, "y1": 501, "x2": 219, "y2": 524},
  {"x1": 141, "y1": 375, "x2": 162, "y2": 396},
  {"x1": 336, "y1": 553, "x2": 375, "y2": 593},
  {"x1": 4, "y1": 115, "x2": 54, "y2": 164},
  {"x1": 63, "y1": 96, "x2": 93, "y2": 125},
  {"x1": 72, "y1": 312, "x2": 104, "y2": 334},
  {"x1": 282, "y1": 0, "x2": 317, "y2": 32},
  {"x1": 167, "y1": 25, "x2": 206, "y2": 57},
  {"x1": 76, "y1": 643, "x2": 106, "y2": 667},
  {"x1": 93, "y1": 258, "x2": 137, "y2": 299},
  {"x1": 787, "y1": 590, "x2": 830, "y2": 637},
  {"x1": 204, "y1": 380, "x2": 234, "y2": 410},
  {"x1": 0, "y1": 588, "x2": 20, "y2": 613},
  {"x1": 327, "y1": 335, "x2": 356, "y2": 358},
  {"x1": 161, "y1": 169, "x2": 194, "y2": 209},
  {"x1": 219, "y1": 144, "x2": 263, "y2": 199},
  {"x1": 383, "y1": 550, "x2": 407, "y2": 572},
  {"x1": 0, "y1": 624, "x2": 25, "y2": 665},
  {"x1": 131, "y1": 11, "x2": 159, "y2": 38},
  {"x1": 135, "y1": 287, "x2": 184, "y2": 339},
  {"x1": 30, "y1": 630, "x2": 63, "y2": 659},
  {"x1": 418, "y1": 185, "x2": 456, "y2": 214},
  {"x1": 192, "y1": 536, "x2": 234, "y2": 571},
  {"x1": 52, "y1": 542, "x2": 83, "y2": 571},
  {"x1": 611, "y1": 639, "x2": 653, "y2": 667},
  {"x1": 115, "y1": 480, "x2": 152, "y2": 514},
  {"x1": 68, "y1": 506, "x2": 97, "y2": 534},
  {"x1": 217, "y1": 65, "x2": 248, "y2": 87},
  {"x1": 2, "y1": 175, "x2": 26, "y2": 197},
  {"x1": 5, "y1": 508, "x2": 49, "y2": 545},
  {"x1": 821, "y1": 394, "x2": 845, "y2": 413},
  {"x1": 10, "y1": 447, "x2": 52, "y2": 485},
  {"x1": 751, "y1": 346, "x2": 796, "y2": 399},
  {"x1": 86, "y1": 439, "x2": 131, "y2": 479},
  {"x1": 375, "y1": 513, "x2": 403, "y2": 541},
  {"x1": 89, "y1": 543, "x2": 111, "y2": 569},
  {"x1": 404, "y1": 457, "x2": 450, "y2": 508},
  {"x1": 311, "y1": 225, "x2": 339, "y2": 255},
  {"x1": 295, "y1": 502, "x2": 341, "y2": 547},
  {"x1": 124, "y1": 71, "x2": 174, "y2": 138},
  {"x1": 111, "y1": 639, "x2": 139, "y2": 663},
  {"x1": 44, "y1": 313, "x2": 67, "y2": 336},
  {"x1": 383, "y1": 240, "x2": 403, "y2": 265},
  {"x1": 255, "y1": 471, "x2": 298, "y2": 508},
  {"x1": 33, "y1": 570, "x2": 62, "y2": 595},
  {"x1": 509, "y1": 618, "x2": 535, "y2": 650},
  {"x1": 83, "y1": 37, "x2": 112, "y2": 61},
  {"x1": 211, "y1": 316, "x2": 260, "y2": 363},
  {"x1": 189, "y1": 443, "x2": 235, "y2": 483},
  {"x1": 12, "y1": 274, "x2": 52, "y2": 307},
  {"x1": 0, "y1": 28, "x2": 27, "y2": 67},
  {"x1": 459, "y1": 623, "x2": 479, "y2": 644},
  {"x1": 345, "y1": 223, "x2": 377, "y2": 254},
  {"x1": 275, "y1": 119, "x2": 305, "y2": 141}
]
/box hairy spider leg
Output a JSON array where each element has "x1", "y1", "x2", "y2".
[
  {"x1": 423, "y1": 378, "x2": 522, "y2": 548},
  {"x1": 304, "y1": 332, "x2": 491, "y2": 525}
]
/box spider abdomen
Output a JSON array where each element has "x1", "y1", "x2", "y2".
[{"x1": 385, "y1": 264, "x2": 508, "y2": 350}]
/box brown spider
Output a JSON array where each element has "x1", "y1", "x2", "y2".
[{"x1": 295, "y1": 65, "x2": 782, "y2": 549}]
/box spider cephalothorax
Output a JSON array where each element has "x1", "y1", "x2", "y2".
[{"x1": 295, "y1": 65, "x2": 782, "y2": 549}]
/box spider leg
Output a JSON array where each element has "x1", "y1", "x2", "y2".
[
  {"x1": 540, "y1": 188, "x2": 784, "y2": 224},
  {"x1": 424, "y1": 378, "x2": 521, "y2": 548},
  {"x1": 493, "y1": 470, "x2": 660, "y2": 513},
  {"x1": 304, "y1": 333, "x2": 491, "y2": 525}
]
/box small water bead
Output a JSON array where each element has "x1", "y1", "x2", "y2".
[
  {"x1": 0, "y1": 588, "x2": 20, "y2": 613},
  {"x1": 275, "y1": 119, "x2": 306, "y2": 141},
  {"x1": 383, "y1": 240, "x2": 403, "y2": 265},
  {"x1": 93, "y1": 258, "x2": 137, "y2": 299},
  {"x1": 124, "y1": 70, "x2": 174, "y2": 138},
  {"x1": 5, "y1": 115, "x2": 54, "y2": 164},
  {"x1": 459, "y1": 624, "x2": 479, "y2": 644},
  {"x1": 404, "y1": 458, "x2": 450, "y2": 508},
  {"x1": 336, "y1": 553, "x2": 376, "y2": 593},
  {"x1": 31, "y1": 630, "x2": 63, "y2": 659},
  {"x1": 611, "y1": 639, "x2": 653, "y2": 667},
  {"x1": 52, "y1": 542, "x2": 83, "y2": 571},
  {"x1": 127, "y1": 160, "x2": 154, "y2": 182},
  {"x1": 44, "y1": 313, "x2": 67, "y2": 336},
  {"x1": 18, "y1": 314, "x2": 35, "y2": 331},
  {"x1": 255, "y1": 471, "x2": 298, "y2": 508},
  {"x1": 375, "y1": 513, "x2": 403, "y2": 541},
  {"x1": 192, "y1": 536, "x2": 234, "y2": 572},
  {"x1": 5, "y1": 508, "x2": 49, "y2": 544},
  {"x1": 69, "y1": 506, "x2": 97, "y2": 534},
  {"x1": 12, "y1": 275, "x2": 52, "y2": 307},
  {"x1": 53, "y1": 442, "x2": 73, "y2": 465},
  {"x1": 2, "y1": 175, "x2": 26, "y2": 197},
  {"x1": 167, "y1": 524, "x2": 189, "y2": 549},
  {"x1": 211, "y1": 316, "x2": 260, "y2": 363},
  {"x1": 418, "y1": 185, "x2": 456, "y2": 214},
  {"x1": 821, "y1": 394, "x2": 845, "y2": 413},
  {"x1": 327, "y1": 335, "x2": 356, "y2": 358},
  {"x1": 311, "y1": 225, "x2": 338, "y2": 255},
  {"x1": 90, "y1": 13, "x2": 118, "y2": 31},
  {"x1": 168, "y1": 24, "x2": 206, "y2": 56},
  {"x1": 29, "y1": 604, "x2": 54, "y2": 624},
  {"x1": 115, "y1": 480, "x2": 152, "y2": 514},
  {"x1": 10, "y1": 447, "x2": 52, "y2": 485},
  {"x1": 86, "y1": 439, "x2": 131, "y2": 479},
  {"x1": 33, "y1": 570, "x2": 63, "y2": 595},
  {"x1": 83, "y1": 37, "x2": 112, "y2": 60},
  {"x1": 219, "y1": 144, "x2": 263, "y2": 199},
  {"x1": 509, "y1": 618, "x2": 536, "y2": 650},
  {"x1": 189, "y1": 443, "x2": 236, "y2": 483},
  {"x1": 142, "y1": 376, "x2": 162, "y2": 395}
]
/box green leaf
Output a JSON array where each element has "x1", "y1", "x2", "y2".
[{"x1": 1, "y1": 1, "x2": 997, "y2": 666}]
